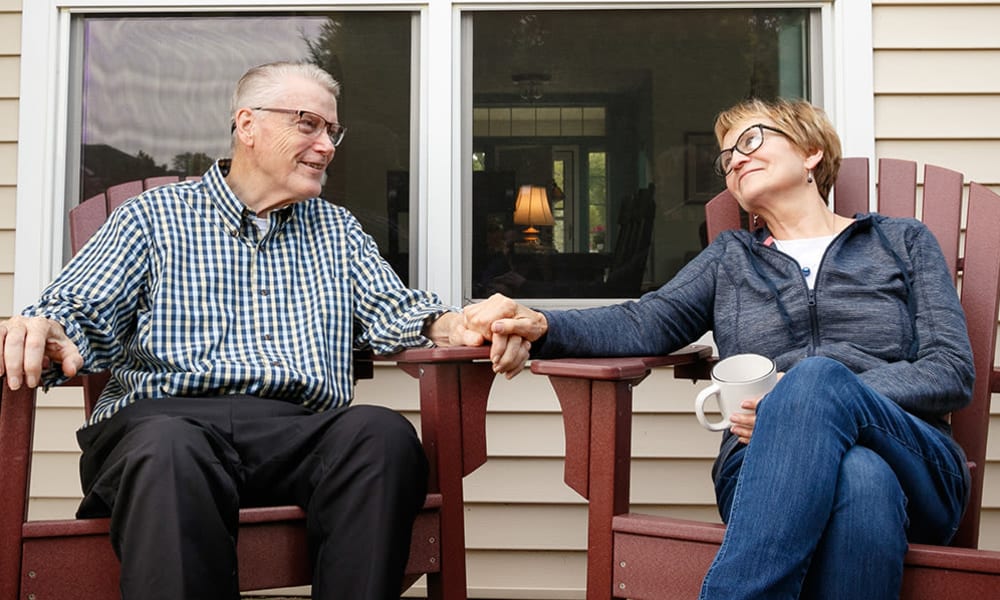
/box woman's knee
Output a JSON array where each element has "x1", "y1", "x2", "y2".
[
  {"x1": 835, "y1": 448, "x2": 908, "y2": 539},
  {"x1": 758, "y1": 357, "x2": 861, "y2": 423}
]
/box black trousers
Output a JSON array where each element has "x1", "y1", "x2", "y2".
[{"x1": 76, "y1": 395, "x2": 429, "y2": 600}]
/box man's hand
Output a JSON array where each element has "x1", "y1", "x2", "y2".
[
  {"x1": 462, "y1": 293, "x2": 548, "y2": 342},
  {"x1": 0, "y1": 316, "x2": 83, "y2": 390},
  {"x1": 425, "y1": 311, "x2": 487, "y2": 348},
  {"x1": 462, "y1": 294, "x2": 548, "y2": 377}
]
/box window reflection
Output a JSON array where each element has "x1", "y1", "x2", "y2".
[
  {"x1": 70, "y1": 13, "x2": 413, "y2": 281},
  {"x1": 469, "y1": 9, "x2": 813, "y2": 300}
]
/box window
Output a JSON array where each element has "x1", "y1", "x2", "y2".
[
  {"x1": 467, "y1": 8, "x2": 816, "y2": 300},
  {"x1": 67, "y1": 12, "x2": 416, "y2": 281},
  {"x1": 17, "y1": 2, "x2": 873, "y2": 312}
]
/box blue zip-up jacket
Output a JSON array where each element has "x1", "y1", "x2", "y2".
[{"x1": 533, "y1": 214, "x2": 974, "y2": 470}]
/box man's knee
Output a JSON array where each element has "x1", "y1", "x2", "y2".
[
  {"x1": 125, "y1": 416, "x2": 225, "y2": 469},
  {"x1": 327, "y1": 405, "x2": 427, "y2": 474}
]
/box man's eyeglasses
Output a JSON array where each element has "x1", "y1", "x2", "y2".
[
  {"x1": 251, "y1": 107, "x2": 347, "y2": 147},
  {"x1": 713, "y1": 124, "x2": 789, "y2": 177}
]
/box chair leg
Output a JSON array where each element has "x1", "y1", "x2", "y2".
[{"x1": 548, "y1": 376, "x2": 637, "y2": 600}]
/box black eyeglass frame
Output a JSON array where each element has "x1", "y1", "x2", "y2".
[
  {"x1": 243, "y1": 107, "x2": 347, "y2": 147},
  {"x1": 713, "y1": 123, "x2": 788, "y2": 177}
]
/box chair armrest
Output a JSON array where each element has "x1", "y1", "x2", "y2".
[
  {"x1": 529, "y1": 344, "x2": 712, "y2": 500},
  {"x1": 374, "y1": 346, "x2": 495, "y2": 597},
  {"x1": 0, "y1": 377, "x2": 41, "y2": 597},
  {"x1": 530, "y1": 344, "x2": 713, "y2": 381},
  {"x1": 376, "y1": 346, "x2": 495, "y2": 479}
]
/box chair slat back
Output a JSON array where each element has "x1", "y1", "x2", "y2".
[
  {"x1": 70, "y1": 194, "x2": 110, "y2": 255},
  {"x1": 922, "y1": 164, "x2": 965, "y2": 282},
  {"x1": 877, "y1": 158, "x2": 919, "y2": 218},
  {"x1": 70, "y1": 177, "x2": 188, "y2": 254},
  {"x1": 703, "y1": 158, "x2": 1000, "y2": 549},
  {"x1": 832, "y1": 156, "x2": 871, "y2": 218},
  {"x1": 143, "y1": 175, "x2": 181, "y2": 191},
  {"x1": 105, "y1": 180, "x2": 144, "y2": 214},
  {"x1": 949, "y1": 182, "x2": 1000, "y2": 548}
]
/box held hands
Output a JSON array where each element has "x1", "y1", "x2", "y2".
[
  {"x1": 0, "y1": 316, "x2": 83, "y2": 390},
  {"x1": 462, "y1": 294, "x2": 547, "y2": 378}
]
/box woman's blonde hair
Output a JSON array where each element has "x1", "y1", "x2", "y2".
[{"x1": 714, "y1": 98, "x2": 842, "y2": 200}]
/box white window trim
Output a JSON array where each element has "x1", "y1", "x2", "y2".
[{"x1": 14, "y1": 0, "x2": 873, "y2": 311}]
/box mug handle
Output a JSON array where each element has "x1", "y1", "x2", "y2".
[{"x1": 695, "y1": 384, "x2": 730, "y2": 431}]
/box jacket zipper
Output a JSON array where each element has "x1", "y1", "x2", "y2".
[{"x1": 807, "y1": 289, "x2": 819, "y2": 355}]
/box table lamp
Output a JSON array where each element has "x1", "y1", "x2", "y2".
[{"x1": 513, "y1": 185, "x2": 554, "y2": 243}]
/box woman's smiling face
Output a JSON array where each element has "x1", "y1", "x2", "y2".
[{"x1": 721, "y1": 117, "x2": 808, "y2": 209}]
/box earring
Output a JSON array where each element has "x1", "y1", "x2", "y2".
[
  {"x1": 807, "y1": 170, "x2": 814, "y2": 184},
  {"x1": 752, "y1": 214, "x2": 759, "y2": 229}
]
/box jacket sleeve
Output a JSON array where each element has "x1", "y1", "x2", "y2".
[
  {"x1": 857, "y1": 223, "x2": 974, "y2": 416},
  {"x1": 533, "y1": 238, "x2": 722, "y2": 358}
]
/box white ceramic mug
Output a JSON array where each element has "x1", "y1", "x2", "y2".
[{"x1": 694, "y1": 353, "x2": 777, "y2": 431}]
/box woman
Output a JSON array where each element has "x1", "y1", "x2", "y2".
[{"x1": 465, "y1": 98, "x2": 972, "y2": 599}]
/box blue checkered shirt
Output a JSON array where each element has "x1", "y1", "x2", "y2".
[{"x1": 25, "y1": 160, "x2": 451, "y2": 425}]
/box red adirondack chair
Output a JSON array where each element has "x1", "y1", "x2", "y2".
[
  {"x1": 0, "y1": 177, "x2": 495, "y2": 599},
  {"x1": 531, "y1": 158, "x2": 1000, "y2": 599}
]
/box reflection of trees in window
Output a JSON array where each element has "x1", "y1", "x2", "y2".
[
  {"x1": 303, "y1": 19, "x2": 345, "y2": 86},
  {"x1": 74, "y1": 13, "x2": 413, "y2": 281},
  {"x1": 172, "y1": 152, "x2": 215, "y2": 175},
  {"x1": 81, "y1": 146, "x2": 214, "y2": 201}
]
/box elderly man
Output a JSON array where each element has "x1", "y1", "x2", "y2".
[{"x1": 0, "y1": 61, "x2": 483, "y2": 600}]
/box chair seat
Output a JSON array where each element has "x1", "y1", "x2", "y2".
[
  {"x1": 610, "y1": 513, "x2": 1000, "y2": 599},
  {"x1": 19, "y1": 494, "x2": 444, "y2": 596}
]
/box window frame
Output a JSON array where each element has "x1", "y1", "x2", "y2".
[{"x1": 14, "y1": 0, "x2": 873, "y2": 311}]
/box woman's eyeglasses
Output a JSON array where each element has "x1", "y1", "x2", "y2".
[
  {"x1": 713, "y1": 124, "x2": 788, "y2": 177},
  {"x1": 251, "y1": 107, "x2": 347, "y2": 147}
]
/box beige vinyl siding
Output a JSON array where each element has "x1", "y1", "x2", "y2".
[{"x1": 0, "y1": 1, "x2": 17, "y2": 320}]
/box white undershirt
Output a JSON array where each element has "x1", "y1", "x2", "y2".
[
  {"x1": 771, "y1": 235, "x2": 835, "y2": 289},
  {"x1": 251, "y1": 215, "x2": 270, "y2": 234}
]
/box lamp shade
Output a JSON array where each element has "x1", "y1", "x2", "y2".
[{"x1": 513, "y1": 185, "x2": 554, "y2": 242}]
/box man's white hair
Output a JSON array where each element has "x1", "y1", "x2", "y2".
[{"x1": 229, "y1": 61, "x2": 341, "y2": 142}]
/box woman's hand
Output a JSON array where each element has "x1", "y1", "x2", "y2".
[
  {"x1": 729, "y1": 373, "x2": 783, "y2": 444},
  {"x1": 487, "y1": 332, "x2": 532, "y2": 378},
  {"x1": 728, "y1": 396, "x2": 761, "y2": 445}
]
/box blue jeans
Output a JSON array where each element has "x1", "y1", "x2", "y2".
[{"x1": 699, "y1": 357, "x2": 969, "y2": 600}]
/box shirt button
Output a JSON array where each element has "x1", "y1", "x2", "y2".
[
  {"x1": 260, "y1": 289, "x2": 269, "y2": 296},
  {"x1": 263, "y1": 334, "x2": 273, "y2": 341},
  {"x1": 271, "y1": 360, "x2": 282, "y2": 367},
  {"x1": 229, "y1": 228, "x2": 239, "y2": 237}
]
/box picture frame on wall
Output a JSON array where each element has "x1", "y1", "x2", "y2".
[{"x1": 684, "y1": 131, "x2": 724, "y2": 204}]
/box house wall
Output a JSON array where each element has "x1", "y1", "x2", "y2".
[
  {"x1": 9, "y1": 2, "x2": 1000, "y2": 599},
  {"x1": 0, "y1": 0, "x2": 18, "y2": 318}
]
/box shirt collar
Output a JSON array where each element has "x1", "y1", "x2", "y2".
[{"x1": 205, "y1": 158, "x2": 294, "y2": 236}]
